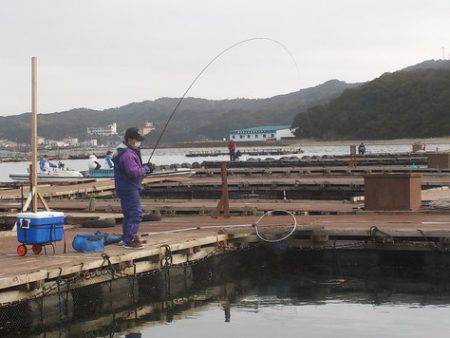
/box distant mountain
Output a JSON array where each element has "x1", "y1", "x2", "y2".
[
  {"x1": 0, "y1": 80, "x2": 355, "y2": 144},
  {"x1": 292, "y1": 62, "x2": 450, "y2": 140},
  {"x1": 4, "y1": 59, "x2": 447, "y2": 145},
  {"x1": 192, "y1": 80, "x2": 359, "y2": 140},
  {"x1": 401, "y1": 59, "x2": 450, "y2": 72}
]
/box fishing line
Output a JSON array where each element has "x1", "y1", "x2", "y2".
[
  {"x1": 148, "y1": 37, "x2": 301, "y2": 162},
  {"x1": 140, "y1": 209, "x2": 299, "y2": 242}
]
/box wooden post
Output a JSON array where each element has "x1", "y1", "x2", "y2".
[
  {"x1": 221, "y1": 162, "x2": 230, "y2": 217},
  {"x1": 349, "y1": 145, "x2": 357, "y2": 167},
  {"x1": 31, "y1": 57, "x2": 38, "y2": 212},
  {"x1": 20, "y1": 57, "x2": 49, "y2": 213},
  {"x1": 20, "y1": 184, "x2": 24, "y2": 210},
  {"x1": 211, "y1": 162, "x2": 230, "y2": 218}
]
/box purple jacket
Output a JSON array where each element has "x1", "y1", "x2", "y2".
[{"x1": 113, "y1": 142, "x2": 148, "y2": 191}]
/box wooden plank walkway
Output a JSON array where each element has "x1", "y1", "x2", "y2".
[
  {"x1": 2, "y1": 212, "x2": 450, "y2": 306},
  {"x1": 0, "y1": 217, "x2": 258, "y2": 305},
  {"x1": 0, "y1": 176, "x2": 190, "y2": 201},
  {"x1": 46, "y1": 199, "x2": 363, "y2": 216},
  {"x1": 137, "y1": 175, "x2": 450, "y2": 189},
  {"x1": 198, "y1": 165, "x2": 450, "y2": 177},
  {"x1": 203, "y1": 154, "x2": 428, "y2": 168},
  {"x1": 1, "y1": 173, "x2": 449, "y2": 202},
  {"x1": 141, "y1": 175, "x2": 450, "y2": 200},
  {"x1": 1, "y1": 185, "x2": 449, "y2": 215}
]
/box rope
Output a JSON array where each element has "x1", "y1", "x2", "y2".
[
  {"x1": 140, "y1": 210, "x2": 299, "y2": 243},
  {"x1": 369, "y1": 226, "x2": 393, "y2": 243},
  {"x1": 101, "y1": 253, "x2": 117, "y2": 279},
  {"x1": 254, "y1": 210, "x2": 298, "y2": 243}
]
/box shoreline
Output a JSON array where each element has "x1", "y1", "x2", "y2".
[
  {"x1": 158, "y1": 136, "x2": 450, "y2": 148},
  {"x1": 1, "y1": 136, "x2": 450, "y2": 164},
  {"x1": 291, "y1": 136, "x2": 450, "y2": 146}
]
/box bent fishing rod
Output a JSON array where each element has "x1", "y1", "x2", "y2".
[{"x1": 147, "y1": 37, "x2": 301, "y2": 163}]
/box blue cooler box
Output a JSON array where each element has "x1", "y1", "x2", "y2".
[{"x1": 16, "y1": 211, "x2": 65, "y2": 244}]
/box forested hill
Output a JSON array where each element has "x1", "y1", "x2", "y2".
[
  {"x1": 0, "y1": 80, "x2": 354, "y2": 144},
  {"x1": 400, "y1": 59, "x2": 450, "y2": 72},
  {"x1": 292, "y1": 64, "x2": 450, "y2": 140}
]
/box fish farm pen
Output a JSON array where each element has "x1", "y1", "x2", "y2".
[
  {"x1": 2, "y1": 151, "x2": 450, "y2": 335},
  {"x1": 186, "y1": 147, "x2": 303, "y2": 157}
]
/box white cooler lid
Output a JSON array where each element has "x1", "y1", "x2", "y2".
[{"x1": 17, "y1": 211, "x2": 65, "y2": 218}]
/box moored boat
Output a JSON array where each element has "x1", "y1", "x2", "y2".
[{"x1": 10, "y1": 168, "x2": 85, "y2": 183}]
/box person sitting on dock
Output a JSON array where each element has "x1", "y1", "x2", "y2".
[
  {"x1": 88, "y1": 154, "x2": 102, "y2": 170},
  {"x1": 103, "y1": 151, "x2": 114, "y2": 169},
  {"x1": 39, "y1": 155, "x2": 58, "y2": 172},
  {"x1": 228, "y1": 140, "x2": 237, "y2": 161},
  {"x1": 358, "y1": 142, "x2": 366, "y2": 155},
  {"x1": 113, "y1": 127, "x2": 155, "y2": 249}
]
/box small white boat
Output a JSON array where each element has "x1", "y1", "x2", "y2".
[{"x1": 10, "y1": 168, "x2": 85, "y2": 183}]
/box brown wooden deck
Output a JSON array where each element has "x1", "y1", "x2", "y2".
[{"x1": 2, "y1": 212, "x2": 450, "y2": 306}]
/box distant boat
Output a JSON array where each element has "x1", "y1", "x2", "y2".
[{"x1": 10, "y1": 168, "x2": 85, "y2": 182}]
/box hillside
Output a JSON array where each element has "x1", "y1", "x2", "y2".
[
  {"x1": 400, "y1": 59, "x2": 450, "y2": 72},
  {"x1": 292, "y1": 64, "x2": 450, "y2": 140},
  {"x1": 0, "y1": 80, "x2": 354, "y2": 145}
]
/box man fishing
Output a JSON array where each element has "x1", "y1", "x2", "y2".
[
  {"x1": 39, "y1": 155, "x2": 58, "y2": 172},
  {"x1": 104, "y1": 150, "x2": 114, "y2": 169},
  {"x1": 358, "y1": 142, "x2": 367, "y2": 155},
  {"x1": 113, "y1": 127, "x2": 155, "y2": 249},
  {"x1": 228, "y1": 140, "x2": 237, "y2": 161},
  {"x1": 88, "y1": 154, "x2": 102, "y2": 170}
]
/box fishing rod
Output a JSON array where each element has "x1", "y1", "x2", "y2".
[{"x1": 147, "y1": 37, "x2": 301, "y2": 163}]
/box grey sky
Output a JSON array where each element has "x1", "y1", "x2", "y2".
[{"x1": 0, "y1": 0, "x2": 449, "y2": 115}]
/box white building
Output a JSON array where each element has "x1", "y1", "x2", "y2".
[
  {"x1": 87, "y1": 123, "x2": 117, "y2": 136},
  {"x1": 229, "y1": 125, "x2": 295, "y2": 142},
  {"x1": 62, "y1": 137, "x2": 79, "y2": 146},
  {"x1": 140, "y1": 121, "x2": 155, "y2": 135},
  {"x1": 45, "y1": 139, "x2": 66, "y2": 147}
]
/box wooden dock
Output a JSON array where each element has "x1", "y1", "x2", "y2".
[
  {"x1": 47, "y1": 198, "x2": 364, "y2": 216},
  {"x1": 0, "y1": 199, "x2": 364, "y2": 231},
  {"x1": 186, "y1": 147, "x2": 303, "y2": 157},
  {"x1": 197, "y1": 165, "x2": 450, "y2": 177},
  {"x1": 0, "y1": 176, "x2": 190, "y2": 201},
  {"x1": 2, "y1": 212, "x2": 450, "y2": 307},
  {"x1": 0, "y1": 218, "x2": 257, "y2": 306},
  {"x1": 2, "y1": 150, "x2": 450, "y2": 313},
  {"x1": 141, "y1": 175, "x2": 450, "y2": 200},
  {"x1": 203, "y1": 153, "x2": 428, "y2": 167},
  {"x1": 1, "y1": 173, "x2": 450, "y2": 202}
]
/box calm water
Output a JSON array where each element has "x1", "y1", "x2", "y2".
[
  {"x1": 4, "y1": 249, "x2": 450, "y2": 338},
  {"x1": 1, "y1": 142, "x2": 450, "y2": 182},
  {"x1": 134, "y1": 300, "x2": 450, "y2": 338},
  {"x1": 103, "y1": 255, "x2": 450, "y2": 338}
]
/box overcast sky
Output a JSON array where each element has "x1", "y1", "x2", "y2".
[{"x1": 0, "y1": 0, "x2": 449, "y2": 115}]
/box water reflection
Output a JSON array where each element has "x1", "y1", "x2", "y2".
[{"x1": 2, "y1": 249, "x2": 450, "y2": 337}]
